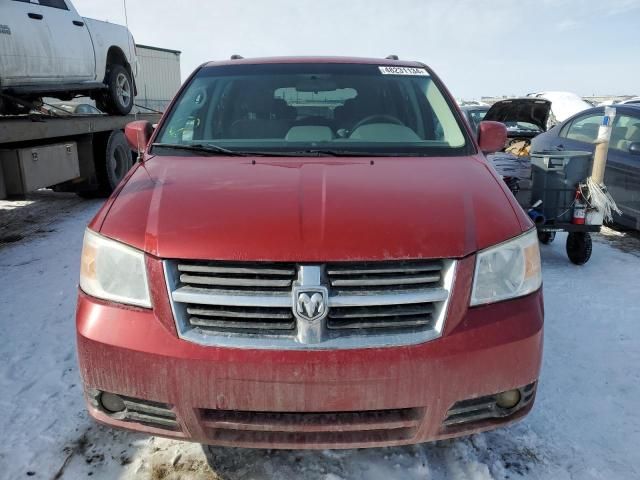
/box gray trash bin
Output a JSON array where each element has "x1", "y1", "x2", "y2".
[{"x1": 530, "y1": 150, "x2": 593, "y2": 223}]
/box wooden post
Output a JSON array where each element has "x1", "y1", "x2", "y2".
[{"x1": 591, "y1": 107, "x2": 616, "y2": 184}]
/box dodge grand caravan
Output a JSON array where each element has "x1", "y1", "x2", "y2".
[{"x1": 76, "y1": 57, "x2": 543, "y2": 449}]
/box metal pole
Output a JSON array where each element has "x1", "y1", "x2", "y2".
[{"x1": 591, "y1": 106, "x2": 616, "y2": 184}]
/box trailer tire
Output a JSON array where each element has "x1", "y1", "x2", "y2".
[
  {"x1": 104, "y1": 130, "x2": 134, "y2": 192},
  {"x1": 566, "y1": 232, "x2": 592, "y2": 265},
  {"x1": 538, "y1": 231, "x2": 556, "y2": 244},
  {"x1": 100, "y1": 64, "x2": 134, "y2": 115}
]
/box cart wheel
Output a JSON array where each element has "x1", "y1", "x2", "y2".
[
  {"x1": 566, "y1": 232, "x2": 592, "y2": 265},
  {"x1": 538, "y1": 231, "x2": 556, "y2": 245}
]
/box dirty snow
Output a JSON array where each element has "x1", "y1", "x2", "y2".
[{"x1": 1, "y1": 196, "x2": 640, "y2": 480}]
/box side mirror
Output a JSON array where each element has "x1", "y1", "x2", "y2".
[
  {"x1": 477, "y1": 121, "x2": 507, "y2": 154},
  {"x1": 124, "y1": 120, "x2": 154, "y2": 152},
  {"x1": 629, "y1": 142, "x2": 640, "y2": 156}
]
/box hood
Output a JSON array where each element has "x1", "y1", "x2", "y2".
[
  {"x1": 95, "y1": 156, "x2": 529, "y2": 261},
  {"x1": 529, "y1": 91, "x2": 591, "y2": 123},
  {"x1": 484, "y1": 98, "x2": 552, "y2": 133}
]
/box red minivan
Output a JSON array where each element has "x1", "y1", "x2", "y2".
[{"x1": 76, "y1": 57, "x2": 543, "y2": 449}]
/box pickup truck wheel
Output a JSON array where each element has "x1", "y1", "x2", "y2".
[
  {"x1": 104, "y1": 130, "x2": 134, "y2": 191},
  {"x1": 102, "y1": 64, "x2": 133, "y2": 115},
  {"x1": 566, "y1": 232, "x2": 592, "y2": 265}
]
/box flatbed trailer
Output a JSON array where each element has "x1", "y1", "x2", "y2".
[{"x1": 0, "y1": 113, "x2": 160, "y2": 199}]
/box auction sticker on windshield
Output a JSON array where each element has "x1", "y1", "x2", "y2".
[{"x1": 379, "y1": 66, "x2": 429, "y2": 76}]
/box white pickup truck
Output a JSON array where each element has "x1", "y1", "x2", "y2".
[{"x1": 0, "y1": 0, "x2": 137, "y2": 115}]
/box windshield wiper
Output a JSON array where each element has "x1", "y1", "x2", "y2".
[{"x1": 151, "y1": 143, "x2": 249, "y2": 156}]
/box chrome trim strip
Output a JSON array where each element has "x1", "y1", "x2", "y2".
[
  {"x1": 330, "y1": 274, "x2": 440, "y2": 287},
  {"x1": 328, "y1": 290, "x2": 448, "y2": 307},
  {"x1": 179, "y1": 274, "x2": 292, "y2": 288},
  {"x1": 173, "y1": 287, "x2": 291, "y2": 307},
  {"x1": 178, "y1": 264, "x2": 294, "y2": 276}
]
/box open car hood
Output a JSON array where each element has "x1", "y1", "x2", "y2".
[{"x1": 484, "y1": 98, "x2": 552, "y2": 133}]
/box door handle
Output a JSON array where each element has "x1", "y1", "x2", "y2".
[
  {"x1": 556, "y1": 144, "x2": 565, "y2": 151},
  {"x1": 28, "y1": 13, "x2": 44, "y2": 20},
  {"x1": 73, "y1": 20, "x2": 85, "y2": 27}
]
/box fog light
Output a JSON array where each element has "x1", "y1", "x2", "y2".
[
  {"x1": 100, "y1": 392, "x2": 126, "y2": 413},
  {"x1": 496, "y1": 389, "x2": 521, "y2": 409}
]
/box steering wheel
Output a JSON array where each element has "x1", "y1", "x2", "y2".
[{"x1": 351, "y1": 114, "x2": 404, "y2": 132}]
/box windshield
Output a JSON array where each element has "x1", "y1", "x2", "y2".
[{"x1": 154, "y1": 63, "x2": 471, "y2": 156}]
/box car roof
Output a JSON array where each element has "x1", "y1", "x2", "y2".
[
  {"x1": 560, "y1": 104, "x2": 640, "y2": 123},
  {"x1": 203, "y1": 56, "x2": 426, "y2": 68}
]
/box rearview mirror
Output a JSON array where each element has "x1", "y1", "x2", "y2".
[
  {"x1": 477, "y1": 121, "x2": 507, "y2": 154},
  {"x1": 629, "y1": 142, "x2": 640, "y2": 155},
  {"x1": 124, "y1": 120, "x2": 154, "y2": 152}
]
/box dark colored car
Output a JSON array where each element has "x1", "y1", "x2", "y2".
[
  {"x1": 532, "y1": 105, "x2": 640, "y2": 230},
  {"x1": 460, "y1": 105, "x2": 489, "y2": 135}
]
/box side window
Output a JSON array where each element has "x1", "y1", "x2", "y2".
[
  {"x1": 37, "y1": 0, "x2": 69, "y2": 10},
  {"x1": 610, "y1": 114, "x2": 640, "y2": 152},
  {"x1": 561, "y1": 113, "x2": 601, "y2": 143}
]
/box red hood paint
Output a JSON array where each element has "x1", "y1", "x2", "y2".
[{"x1": 94, "y1": 155, "x2": 531, "y2": 261}]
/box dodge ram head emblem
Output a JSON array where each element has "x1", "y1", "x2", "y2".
[{"x1": 293, "y1": 287, "x2": 328, "y2": 322}]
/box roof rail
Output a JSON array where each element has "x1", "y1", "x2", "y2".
[
  {"x1": 230, "y1": 54, "x2": 244, "y2": 60},
  {"x1": 385, "y1": 55, "x2": 399, "y2": 60}
]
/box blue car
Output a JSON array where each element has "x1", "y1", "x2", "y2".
[{"x1": 532, "y1": 105, "x2": 640, "y2": 230}]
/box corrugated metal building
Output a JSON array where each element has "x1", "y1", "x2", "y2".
[{"x1": 134, "y1": 44, "x2": 182, "y2": 113}]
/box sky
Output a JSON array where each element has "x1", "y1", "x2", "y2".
[{"x1": 73, "y1": 0, "x2": 640, "y2": 100}]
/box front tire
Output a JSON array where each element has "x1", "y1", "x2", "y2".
[
  {"x1": 99, "y1": 64, "x2": 134, "y2": 115},
  {"x1": 566, "y1": 232, "x2": 592, "y2": 265}
]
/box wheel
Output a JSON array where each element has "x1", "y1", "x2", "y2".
[
  {"x1": 538, "y1": 231, "x2": 556, "y2": 245},
  {"x1": 566, "y1": 232, "x2": 592, "y2": 265},
  {"x1": 99, "y1": 64, "x2": 133, "y2": 115},
  {"x1": 104, "y1": 130, "x2": 134, "y2": 191},
  {"x1": 93, "y1": 130, "x2": 134, "y2": 193}
]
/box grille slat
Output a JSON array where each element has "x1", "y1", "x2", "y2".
[
  {"x1": 328, "y1": 304, "x2": 435, "y2": 319},
  {"x1": 187, "y1": 306, "x2": 293, "y2": 320},
  {"x1": 190, "y1": 317, "x2": 296, "y2": 331},
  {"x1": 327, "y1": 316, "x2": 432, "y2": 330},
  {"x1": 180, "y1": 274, "x2": 293, "y2": 288},
  {"x1": 330, "y1": 273, "x2": 440, "y2": 287},
  {"x1": 178, "y1": 264, "x2": 295, "y2": 276}
]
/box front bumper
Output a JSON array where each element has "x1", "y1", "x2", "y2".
[{"x1": 77, "y1": 274, "x2": 543, "y2": 449}]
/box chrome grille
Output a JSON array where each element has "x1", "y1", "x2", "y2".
[{"x1": 165, "y1": 259, "x2": 456, "y2": 349}]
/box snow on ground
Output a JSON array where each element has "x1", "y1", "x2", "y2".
[{"x1": 1, "y1": 196, "x2": 639, "y2": 480}]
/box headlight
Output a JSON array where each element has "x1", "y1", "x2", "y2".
[
  {"x1": 470, "y1": 229, "x2": 542, "y2": 306},
  {"x1": 80, "y1": 229, "x2": 151, "y2": 308}
]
